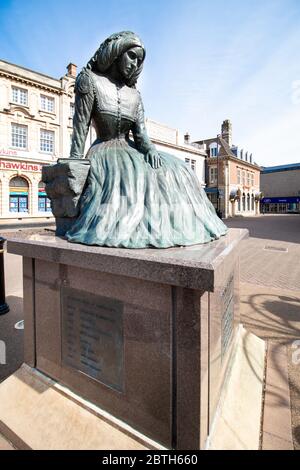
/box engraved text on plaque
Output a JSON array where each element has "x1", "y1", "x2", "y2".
[{"x1": 61, "y1": 287, "x2": 124, "y2": 392}]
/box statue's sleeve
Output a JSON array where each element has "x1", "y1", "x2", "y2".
[
  {"x1": 132, "y1": 93, "x2": 155, "y2": 154},
  {"x1": 70, "y1": 70, "x2": 95, "y2": 159}
]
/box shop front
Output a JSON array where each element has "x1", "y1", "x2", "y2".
[
  {"x1": 0, "y1": 157, "x2": 53, "y2": 222},
  {"x1": 261, "y1": 197, "x2": 300, "y2": 214}
]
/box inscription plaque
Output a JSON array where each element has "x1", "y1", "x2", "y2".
[
  {"x1": 221, "y1": 274, "x2": 234, "y2": 359},
  {"x1": 61, "y1": 287, "x2": 124, "y2": 392}
]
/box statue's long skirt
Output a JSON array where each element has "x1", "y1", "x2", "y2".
[{"x1": 66, "y1": 138, "x2": 227, "y2": 248}]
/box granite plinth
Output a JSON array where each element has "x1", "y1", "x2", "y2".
[
  {"x1": 4, "y1": 228, "x2": 255, "y2": 449},
  {"x1": 7, "y1": 228, "x2": 247, "y2": 292}
]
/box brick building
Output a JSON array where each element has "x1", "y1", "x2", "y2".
[{"x1": 193, "y1": 120, "x2": 261, "y2": 218}]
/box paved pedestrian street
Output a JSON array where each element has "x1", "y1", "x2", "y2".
[
  {"x1": 226, "y1": 214, "x2": 300, "y2": 449},
  {"x1": 0, "y1": 216, "x2": 300, "y2": 449}
]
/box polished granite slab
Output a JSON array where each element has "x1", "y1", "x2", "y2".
[{"x1": 7, "y1": 228, "x2": 248, "y2": 292}]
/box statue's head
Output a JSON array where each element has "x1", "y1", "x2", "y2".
[{"x1": 86, "y1": 31, "x2": 145, "y2": 87}]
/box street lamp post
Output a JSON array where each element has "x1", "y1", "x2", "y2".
[{"x1": 0, "y1": 237, "x2": 9, "y2": 315}]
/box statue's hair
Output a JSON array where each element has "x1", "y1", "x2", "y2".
[{"x1": 86, "y1": 31, "x2": 145, "y2": 87}]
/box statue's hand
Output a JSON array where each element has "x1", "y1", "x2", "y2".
[{"x1": 145, "y1": 149, "x2": 162, "y2": 169}]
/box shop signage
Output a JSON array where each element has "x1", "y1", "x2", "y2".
[
  {"x1": 0, "y1": 159, "x2": 44, "y2": 172},
  {"x1": 0, "y1": 148, "x2": 18, "y2": 157},
  {"x1": 261, "y1": 197, "x2": 300, "y2": 204}
]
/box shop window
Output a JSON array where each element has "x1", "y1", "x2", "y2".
[
  {"x1": 9, "y1": 176, "x2": 29, "y2": 213},
  {"x1": 38, "y1": 181, "x2": 52, "y2": 212},
  {"x1": 251, "y1": 194, "x2": 255, "y2": 211}
]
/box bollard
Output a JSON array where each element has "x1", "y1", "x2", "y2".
[{"x1": 0, "y1": 237, "x2": 9, "y2": 315}]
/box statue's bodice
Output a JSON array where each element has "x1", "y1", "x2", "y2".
[{"x1": 92, "y1": 74, "x2": 140, "y2": 141}]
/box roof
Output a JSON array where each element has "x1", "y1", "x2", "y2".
[
  {"x1": 261, "y1": 163, "x2": 300, "y2": 174},
  {"x1": 0, "y1": 58, "x2": 61, "y2": 83}
]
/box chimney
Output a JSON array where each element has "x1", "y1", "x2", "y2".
[
  {"x1": 221, "y1": 119, "x2": 232, "y2": 147},
  {"x1": 250, "y1": 153, "x2": 253, "y2": 163},
  {"x1": 184, "y1": 132, "x2": 190, "y2": 144},
  {"x1": 240, "y1": 149, "x2": 243, "y2": 160},
  {"x1": 245, "y1": 151, "x2": 248, "y2": 162},
  {"x1": 67, "y1": 63, "x2": 77, "y2": 78}
]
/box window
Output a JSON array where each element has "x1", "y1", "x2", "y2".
[
  {"x1": 38, "y1": 181, "x2": 52, "y2": 212},
  {"x1": 251, "y1": 194, "x2": 255, "y2": 211},
  {"x1": 242, "y1": 171, "x2": 246, "y2": 185},
  {"x1": 70, "y1": 103, "x2": 75, "y2": 118},
  {"x1": 209, "y1": 166, "x2": 218, "y2": 184},
  {"x1": 247, "y1": 194, "x2": 250, "y2": 211},
  {"x1": 242, "y1": 194, "x2": 246, "y2": 211},
  {"x1": 237, "y1": 169, "x2": 241, "y2": 184},
  {"x1": 12, "y1": 86, "x2": 28, "y2": 106},
  {"x1": 9, "y1": 177, "x2": 29, "y2": 213},
  {"x1": 11, "y1": 123, "x2": 27, "y2": 149},
  {"x1": 40, "y1": 129, "x2": 54, "y2": 153},
  {"x1": 251, "y1": 174, "x2": 254, "y2": 186},
  {"x1": 247, "y1": 172, "x2": 250, "y2": 186},
  {"x1": 40, "y1": 95, "x2": 54, "y2": 113},
  {"x1": 210, "y1": 144, "x2": 218, "y2": 157},
  {"x1": 185, "y1": 157, "x2": 196, "y2": 172}
]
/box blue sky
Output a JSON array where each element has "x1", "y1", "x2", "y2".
[{"x1": 1, "y1": 0, "x2": 300, "y2": 166}]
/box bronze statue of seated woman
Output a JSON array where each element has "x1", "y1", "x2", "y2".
[{"x1": 43, "y1": 31, "x2": 227, "y2": 248}]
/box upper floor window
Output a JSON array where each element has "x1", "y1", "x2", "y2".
[
  {"x1": 209, "y1": 166, "x2": 218, "y2": 184},
  {"x1": 210, "y1": 143, "x2": 218, "y2": 157},
  {"x1": 247, "y1": 172, "x2": 251, "y2": 186},
  {"x1": 237, "y1": 169, "x2": 241, "y2": 184},
  {"x1": 11, "y1": 123, "x2": 27, "y2": 149},
  {"x1": 251, "y1": 174, "x2": 254, "y2": 186},
  {"x1": 242, "y1": 170, "x2": 246, "y2": 185},
  {"x1": 185, "y1": 158, "x2": 196, "y2": 172},
  {"x1": 70, "y1": 103, "x2": 75, "y2": 118},
  {"x1": 40, "y1": 95, "x2": 55, "y2": 113},
  {"x1": 40, "y1": 129, "x2": 54, "y2": 153},
  {"x1": 12, "y1": 86, "x2": 28, "y2": 106}
]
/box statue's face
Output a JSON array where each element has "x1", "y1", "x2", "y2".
[{"x1": 118, "y1": 47, "x2": 144, "y2": 80}]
